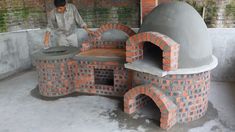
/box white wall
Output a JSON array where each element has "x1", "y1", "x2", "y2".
[
  {"x1": 0, "y1": 31, "x2": 31, "y2": 79},
  {"x1": 210, "y1": 28, "x2": 235, "y2": 82}
]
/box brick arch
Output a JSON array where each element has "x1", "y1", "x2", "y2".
[
  {"x1": 126, "y1": 32, "x2": 180, "y2": 71},
  {"x1": 81, "y1": 23, "x2": 135, "y2": 52},
  {"x1": 94, "y1": 23, "x2": 136, "y2": 38},
  {"x1": 124, "y1": 84, "x2": 177, "y2": 130}
]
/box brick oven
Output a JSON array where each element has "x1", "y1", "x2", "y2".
[
  {"x1": 124, "y1": 2, "x2": 218, "y2": 129},
  {"x1": 33, "y1": 2, "x2": 218, "y2": 130}
]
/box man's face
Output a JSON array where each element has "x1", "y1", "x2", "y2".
[{"x1": 56, "y1": 6, "x2": 66, "y2": 13}]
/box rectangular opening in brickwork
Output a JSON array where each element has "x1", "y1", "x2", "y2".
[{"x1": 94, "y1": 69, "x2": 114, "y2": 86}]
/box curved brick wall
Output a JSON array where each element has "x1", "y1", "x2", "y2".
[
  {"x1": 34, "y1": 59, "x2": 78, "y2": 97},
  {"x1": 126, "y1": 32, "x2": 180, "y2": 71},
  {"x1": 127, "y1": 71, "x2": 211, "y2": 126},
  {"x1": 33, "y1": 47, "x2": 79, "y2": 97}
]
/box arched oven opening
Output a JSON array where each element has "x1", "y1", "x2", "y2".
[{"x1": 143, "y1": 42, "x2": 163, "y2": 69}]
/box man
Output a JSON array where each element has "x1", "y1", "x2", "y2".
[{"x1": 44, "y1": 0, "x2": 94, "y2": 48}]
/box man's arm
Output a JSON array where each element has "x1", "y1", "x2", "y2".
[
  {"x1": 83, "y1": 25, "x2": 94, "y2": 35},
  {"x1": 72, "y1": 5, "x2": 86, "y2": 28},
  {"x1": 44, "y1": 32, "x2": 50, "y2": 48},
  {"x1": 72, "y1": 5, "x2": 95, "y2": 35},
  {"x1": 44, "y1": 11, "x2": 55, "y2": 48}
]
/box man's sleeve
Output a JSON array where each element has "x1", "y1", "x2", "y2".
[
  {"x1": 46, "y1": 11, "x2": 55, "y2": 33},
  {"x1": 72, "y1": 5, "x2": 87, "y2": 28}
]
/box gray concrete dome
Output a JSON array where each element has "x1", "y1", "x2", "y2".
[{"x1": 139, "y1": 2, "x2": 213, "y2": 68}]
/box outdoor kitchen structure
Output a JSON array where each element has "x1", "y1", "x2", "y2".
[{"x1": 33, "y1": 2, "x2": 218, "y2": 130}]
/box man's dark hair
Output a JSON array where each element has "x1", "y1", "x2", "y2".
[{"x1": 54, "y1": 0, "x2": 66, "y2": 7}]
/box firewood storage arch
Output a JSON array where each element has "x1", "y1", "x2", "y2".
[{"x1": 124, "y1": 84, "x2": 177, "y2": 129}]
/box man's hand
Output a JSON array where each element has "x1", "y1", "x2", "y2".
[
  {"x1": 84, "y1": 26, "x2": 96, "y2": 37},
  {"x1": 87, "y1": 29, "x2": 96, "y2": 37},
  {"x1": 43, "y1": 32, "x2": 50, "y2": 49}
]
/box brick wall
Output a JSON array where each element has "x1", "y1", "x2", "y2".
[
  {"x1": 77, "y1": 0, "x2": 140, "y2": 28},
  {"x1": 32, "y1": 46, "x2": 79, "y2": 97},
  {"x1": 132, "y1": 71, "x2": 210, "y2": 122},
  {"x1": 0, "y1": 0, "x2": 47, "y2": 32},
  {"x1": 44, "y1": 0, "x2": 140, "y2": 28},
  {"x1": 34, "y1": 57, "x2": 77, "y2": 97},
  {"x1": 75, "y1": 60, "x2": 130, "y2": 97},
  {"x1": 1, "y1": 0, "x2": 235, "y2": 33},
  {"x1": 0, "y1": 0, "x2": 140, "y2": 32}
]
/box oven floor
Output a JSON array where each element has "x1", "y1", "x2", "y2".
[{"x1": 75, "y1": 48, "x2": 126, "y2": 62}]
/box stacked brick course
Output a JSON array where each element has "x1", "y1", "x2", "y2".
[{"x1": 33, "y1": 47, "x2": 79, "y2": 97}]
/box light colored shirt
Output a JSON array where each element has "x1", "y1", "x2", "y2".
[{"x1": 46, "y1": 3, "x2": 87, "y2": 36}]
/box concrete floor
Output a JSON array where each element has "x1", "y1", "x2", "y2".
[{"x1": 0, "y1": 70, "x2": 234, "y2": 132}]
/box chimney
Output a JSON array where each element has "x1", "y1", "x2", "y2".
[{"x1": 141, "y1": 0, "x2": 158, "y2": 23}]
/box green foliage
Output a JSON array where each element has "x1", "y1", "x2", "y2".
[
  {"x1": 226, "y1": 1, "x2": 235, "y2": 17},
  {"x1": 22, "y1": 8, "x2": 30, "y2": 20},
  {"x1": 175, "y1": 0, "x2": 217, "y2": 27},
  {"x1": 79, "y1": 7, "x2": 138, "y2": 28},
  {"x1": 117, "y1": 7, "x2": 135, "y2": 26},
  {"x1": 94, "y1": 8, "x2": 109, "y2": 14},
  {"x1": 203, "y1": 0, "x2": 217, "y2": 26},
  {"x1": 0, "y1": 10, "x2": 7, "y2": 32},
  {"x1": 0, "y1": 8, "x2": 31, "y2": 32},
  {"x1": 183, "y1": 0, "x2": 203, "y2": 13}
]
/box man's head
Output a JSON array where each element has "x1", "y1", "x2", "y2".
[{"x1": 54, "y1": 0, "x2": 66, "y2": 13}]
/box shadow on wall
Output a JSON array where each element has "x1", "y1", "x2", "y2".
[
  {"x1": 0, "y1": 32, "x2": 31, "y2": 80},
  {"x1": 210, "y1": 28, "x2": 235, "y2": 82}
]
